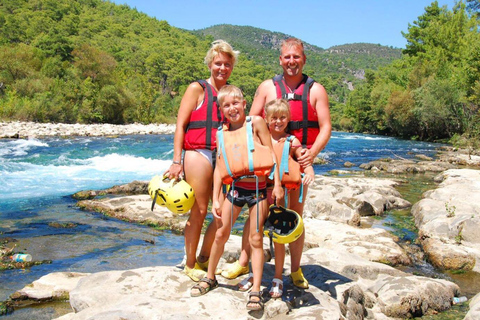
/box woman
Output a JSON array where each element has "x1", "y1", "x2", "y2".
[{"x1": 165, "y1": 40, "x2": 239, "y2": 282}]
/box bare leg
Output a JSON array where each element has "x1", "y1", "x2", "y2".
[
  {"x1": 197, "y1": 219, "x2": 216, "y2": 263},
  {"x1": 288, "y1": 185, "x2": 308, "y2": 272},
  {"x1": 191, "y1": 199, "x2": 242, "y2": 295},
  {"x1": 273, "y1": 242, "x2": 285, "y2": 280},
  {"x1": 183, "y1": 151, "x2": 213, "y2": 270},
  {"x1": 238, "y1": 219, "x2": 251, "y2": 266},
  {"x1": 249, "y1": 198, "x2": 269, "y2": 294},
  {"x1": 206, "y1": 200, "x2": 242, "y2": 279}
]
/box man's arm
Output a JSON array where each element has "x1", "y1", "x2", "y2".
[
  {"x1": 249, "y1": 80, "x2": 274, "y2": 116},
  {"x1": 296, "y1": 82, "x2": 332, "y2": 167}
]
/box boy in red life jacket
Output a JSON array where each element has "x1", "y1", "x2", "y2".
[
  {"x1": 190, "y1": 85, "x2": 283, "y2": 312},
  {"x1": 264, "y1": 99, "x2": 314, "y2": 298}
]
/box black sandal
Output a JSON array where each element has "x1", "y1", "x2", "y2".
[
  {"x1": 246, "y1": 291, "x2": 264, "y2": 311},
  {"x1": 190, "y1": 277, "x2": 218, "y2": 297}
]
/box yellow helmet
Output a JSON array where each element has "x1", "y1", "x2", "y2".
[
  {"x1": 148, "y1": 175, "x2": 195, "y2": 214},
  {"x1": 263, "y1": 205, "x2": 304, "y2": 244},
  {"x1": 148, "y1": 175, "x2": 167, "y2": 207}
]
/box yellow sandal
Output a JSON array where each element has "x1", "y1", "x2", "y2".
[
  {"x1": 184, "y1": 265, "x2": 206, "y2": 282},
  {"x1": 290, "y1": 267, "x2": 309, "y2": 289},
  {"x1": 196, "y1": 259, "x2": 222, "y2": 275},
  {"x1": 221, "y1": 260, "x2": 249, "y2": 279}
]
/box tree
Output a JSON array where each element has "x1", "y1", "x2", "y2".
[
  {"x1": 466, "y1": 0, "x2": 480, "y2": 17},
  {"x1": 402, "y1": 1, "x2": 445, "y2": 56},
  {"x1": 72, "y1": 44, "x2": 116, "y2": 85}
]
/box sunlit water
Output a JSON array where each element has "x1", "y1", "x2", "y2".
[{"x1": 0, "y1": 132, "x2": 444, "y2": 312}]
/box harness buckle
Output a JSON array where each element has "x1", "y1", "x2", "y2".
[{"x1": 286, "y1": 93, "x2": 295, "y2": 100}]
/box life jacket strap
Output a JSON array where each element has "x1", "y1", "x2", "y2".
[
  {"x1": 186, "y1": 120, "x2": 223, "y2": 129},
  {"x1": 298, "y1": 173, "x2": 305, "y2": 204},
  {"x1": 217, "y1": 125, "x2": 234, "y2": 177},
  {"x1": 184, "y1": 80, "x2": 220, "y2": 149},
  {"x1": 288, "y1": 120, "x2": 319, "y2": 130},
  {"x1": 246, "y1": 117, "x2": 255, "y2": 173}
]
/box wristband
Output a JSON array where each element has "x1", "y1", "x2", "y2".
[{"x1": 172, "y1": 161, "x2": 182, "y2": 165}]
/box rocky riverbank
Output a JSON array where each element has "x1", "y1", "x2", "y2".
[
  {"x1": 6, "y1": 149, "x2": 479, "y2": 319},
  {"x1": 3, "y1": 122, "x2": 480, "y2": 318},
  {"x1": 0, "y1": 121, "x2": 176, "y2": 138}
]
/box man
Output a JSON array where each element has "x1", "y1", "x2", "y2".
[{"x1": 221, "y1": 38, "x2": 331, "y2": 292}]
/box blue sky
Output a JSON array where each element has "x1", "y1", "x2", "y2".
[{"x1": 110, "y1": 0, "x2": 459, "y2": 49}]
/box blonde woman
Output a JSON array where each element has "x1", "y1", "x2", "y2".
[{"x1": 165, "y1": 40, "x2": 239, "y2": 282}]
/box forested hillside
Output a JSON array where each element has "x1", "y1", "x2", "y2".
[
  {"x1": 193, "y1": 24, "x2": 402, "y2": 108},
  {"x1": 0, "y1": 0, "x2": 272, "y2": 124},
  {"x1": 0, "y1": 0, "x2": 478, "y2": 144},
  {"x1": 194, "y1": 24, "x2": 401, "y2": 76},
  {"x1": 341, "y1": 1, "x2": 480, "y2": 145}
]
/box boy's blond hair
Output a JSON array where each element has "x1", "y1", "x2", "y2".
[
  {"x1": 204, "y1": 40, "x2": 240, "y2": 67},
  {"x1": 264, "y1": 99, "x2": 291, "y2": 120},
  {"x1": 217, "y1": 85, "x2": 244, "y2": 107}
]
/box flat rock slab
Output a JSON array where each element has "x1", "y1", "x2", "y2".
[{"x1": 412, "y1": 169, "x2": 480, "y2": 272}]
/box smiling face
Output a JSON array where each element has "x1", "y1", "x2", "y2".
[
  {"x1": 267, "y1": 112, "x2": 289, "y2": 134},
  {"x1": 220, "y1": 94, "x2": 246, "y2": 124},
  {"x1": 279, "y1": 44, "x2": 306, "y2": 77},
  {"x1": 209, "y1": 52, "x2": 233, "y2": 83}
]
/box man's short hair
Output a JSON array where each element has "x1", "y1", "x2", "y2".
[{"x1": 281, "y1": 38, "x2": 304, "y2": 53}]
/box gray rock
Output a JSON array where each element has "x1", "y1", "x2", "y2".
[
  {"x1": 9, "y1": 247, "x2": 456, "y2": 319},
  {"x1": 465, "y1": 292, "x2": 480, "y2": 320},
  {"x1": 412, "y1": 169, "x2": 480, "y2": 272}
]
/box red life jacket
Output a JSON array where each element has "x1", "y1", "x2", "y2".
[
  {"x1": 183, "y1": 80, "x2": 224, "y2": 150},
  {"x1": 272, "y1": 136, "x2": 302, "y2": 190},
  {"x1": 273, "y1": 74, "x2": 319, "y2": 148},
  {"x1": 216, "y1": 117, "x2": 274, "y2": 185}
]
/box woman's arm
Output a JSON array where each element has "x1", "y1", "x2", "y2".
[{"x1": 165, "y1": 82, "x2": 203, "y2": 180}]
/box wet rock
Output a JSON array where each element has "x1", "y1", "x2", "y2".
[
  {"x1": 11, "y1": 272, "x2": 89, "y2": 302},
  {"x1": 360, "y1": 158, "x2": 456, "y2": 174},
  {"x1": 343, "y1": 161, "x2": 355, "y2": 168},
  {"x1": 77, "y1": 195, "x2": 187, "y2": 233}
]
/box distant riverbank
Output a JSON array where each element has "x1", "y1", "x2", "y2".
[{"x1": 0, "y1": 121, "x2": 176, "y2": 139}]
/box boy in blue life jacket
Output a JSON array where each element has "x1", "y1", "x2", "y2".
[{"x1": 190, "y1": 85, "x2": 283, "y2": 312}]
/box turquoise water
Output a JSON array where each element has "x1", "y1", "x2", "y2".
[{"x1": 0, "y1": 132, "x2": 442, "y2": 303}]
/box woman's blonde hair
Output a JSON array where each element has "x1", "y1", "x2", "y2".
[
  {"x1": 264, "y1": 99, "x2": 291, "y2": 120},
  {"x1": 204, "y1": 40, "x2": 239, "y2": 67},
  {"x1": 217, "y1": 85, "x2": 244, "y2": 107}
]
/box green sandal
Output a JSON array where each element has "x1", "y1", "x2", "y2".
[
  {"x1": 246, "y1": 291, "x2": 264, "y2": 311},
  {"x1": 190, "y1": 277, "x2": 218, "y2": 297}
]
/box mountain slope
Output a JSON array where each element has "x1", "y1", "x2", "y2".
[{"x1": 192, "y1": 24, "x2": 402, "y2": 82}]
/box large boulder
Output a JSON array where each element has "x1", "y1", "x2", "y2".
[
  {"x1": 304, "y1": 176, "x2": 411, "y2": 226},
  {"x1": 305, "y1": 219, "x2": 411, "y2": 266},
  {"x1": 412, "y1": 169, "x2": 480, "y2": 272},
  {"x1": 465, "y1": 292, "x2": 480, "y2": 320}
]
